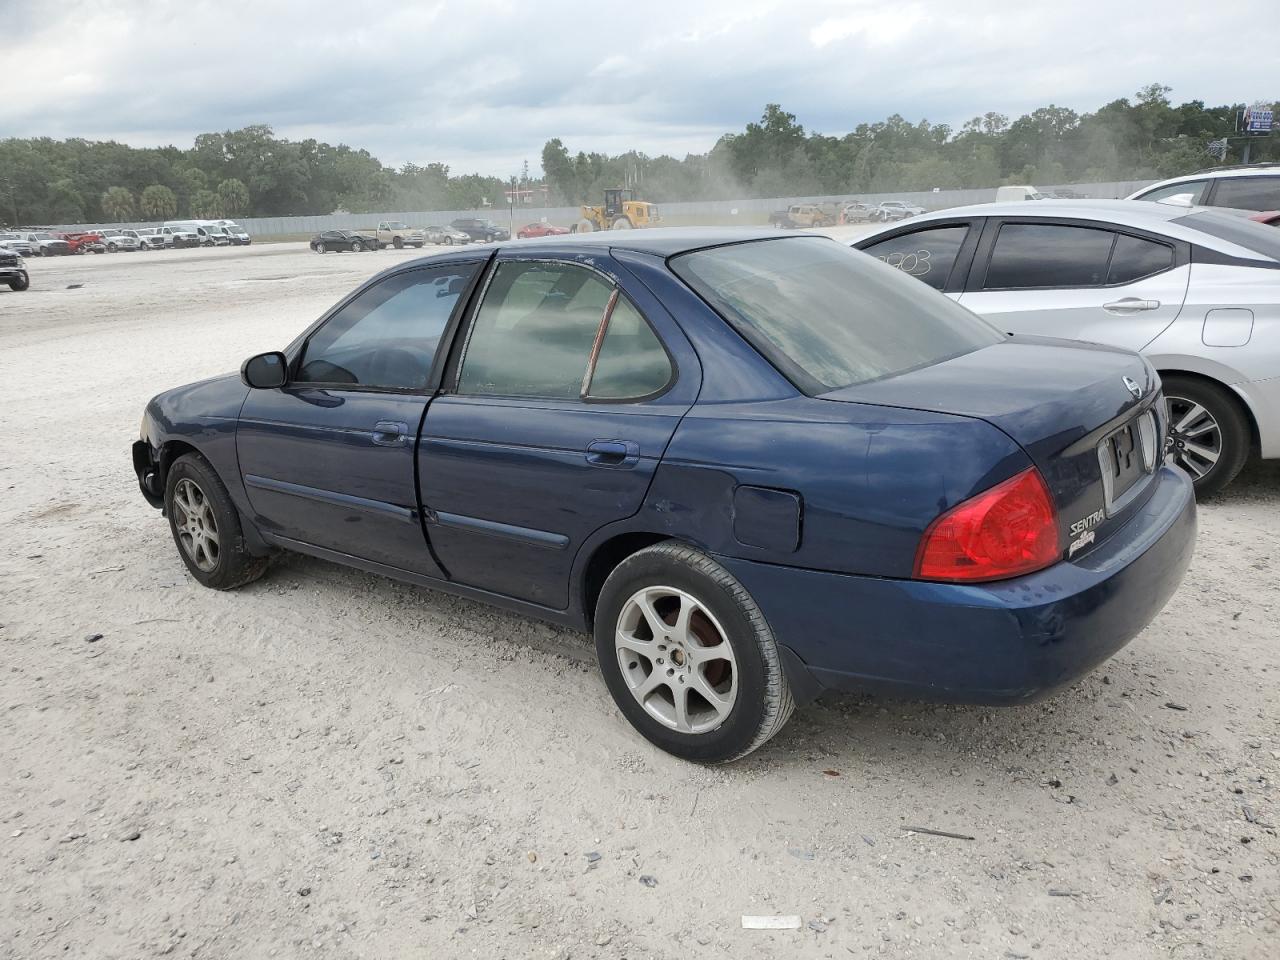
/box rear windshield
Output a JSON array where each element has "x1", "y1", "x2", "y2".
[
  {"x1": 671, "y1": 237, "x2": 1003, "y2": 393},
  {"x1": 1174, "y1": 211, "x2": 1280, "y2": 262}
]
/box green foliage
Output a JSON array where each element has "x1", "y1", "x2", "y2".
[
  {"x1": 101, "y1": 186, "x2": 135, "y2": 221},
  {"x1": 1, "y1": 88, "x2": 1276, "y2": 228},
  {"x1": 139, "y1": 184, "x2": 178, "y2": 220}
]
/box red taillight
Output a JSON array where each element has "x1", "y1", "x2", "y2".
[{"x1": 913, "y1": 467, "x2": 1060, "y2": 583}]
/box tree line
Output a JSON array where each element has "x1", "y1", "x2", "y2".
[{"x1": 1, "y1": 85, "x2": 1274, "y2": 226}]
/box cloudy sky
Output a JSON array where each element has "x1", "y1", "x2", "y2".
[{"x1": 3, "y1": 0, "x2": 1276, "y2": 176}]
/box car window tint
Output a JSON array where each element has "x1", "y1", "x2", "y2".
[
  {"x1": 457, "y1": 261, "x2": 612, "y2": 398},
  {"x1": 297, "y1": 265, "x2": 476, "y2": 389},
  {"x1": 1137, "y1": 180, "x2": 1209, "y2": 204},
  {"x1": 672, "y1": 237, "x2": 1003, "y2": 393},
  {"x1": 984, "y1": 224, "x2": 1114, "y2": 289},
  {"x1": 1210, "y1": 177, "x2": 1280, "y2": 211},
  {"x1": 860, "y1": 226, "x2": 969, "y2": 290},
  {"x1": 1173, "y1": 210, "x2": 1280, "y2": 260},
  {"x1": 1107, "y1": 234, "x2": 1174, "y2": 284},
  {"x1": 587, "y1": 296, "x2": 672, "y2": 399}
]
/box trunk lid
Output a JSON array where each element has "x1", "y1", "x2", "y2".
[{"x1": 820, "y1": 335, "x2": 1165, "y2": 557}]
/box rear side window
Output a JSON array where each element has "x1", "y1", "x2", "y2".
[
  {"x1": 672, "y1": 237, "x2": 1003, "y2": 393},
  {"x1": 1210, "y1": 176, "x2": 1280, "y2": 211},
  {"x1": 1136, "y1": 180, "x2": 1210, "y2": 204},
  {"x1": 860, "y1": 225, "x2": 970, "y2": 290},
  {"x1": 984, "y1": 224, "x2": 1114, "y2": 288},
  {"x1": 457, "y1": 261, "x2": 670, "y2": 400},
  {"x1": 1107, "y1": 234, "x2": 1174, "y2": 284},
  {"x1": 1174, "y1": 211, "x2": 1280, "y2": 261}
]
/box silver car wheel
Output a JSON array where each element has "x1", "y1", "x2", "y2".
[
  {"x1": 172, "y1": 478, "x2": 220, "y2": 573},
  {"x1": 1165, "y1": 394, "x2": 1222, "y2": 480},
  {"x1": 614, "y1": 586, "x2": 738, "y2": 735}
]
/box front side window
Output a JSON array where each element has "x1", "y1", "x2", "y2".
[
  {"x1": 457, "y1": 261, "x2": 670, "y2": 400},
  {"x1": 672, "y1": 237, "x2": 1003, "y2": 393},
  {"x1": 1210, "y1": 176, "x2": 1280, "y2": 211},
  {"x1": 860, "y1": 225, "x2": 970, "y2": 291},
  {"x1": 296, "y1": 264, "x2": 477, "y2": 390},
  {"x1": 1135, "y1": 180, "x2": 1209, "y2": 205},
  {"x1": 984, "y1": 223, "x2": 1114, "y2": 289}
]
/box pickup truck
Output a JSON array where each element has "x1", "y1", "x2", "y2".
[
  {"x1": 375, "y1": 221, "x2": 426, "y2": 249},
  {"x1": 767, "y1": 203, "x2": 836, "y2": 229}
]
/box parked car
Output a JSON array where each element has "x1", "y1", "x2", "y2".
[
  {"x1": 994, "y1": 185, "x2": 1049, "y2": 202},
  {"x1": 0, "y1": 232, "x2": 38, "y2": 256},
  {"x1": 874, "y1": 200, "x2": 926, "y2": 221},
  {"x1": 120, "y1": 228, "x2": 167, "y2": 250},
  {"x1": 0, "y1": 245, "x2": 28, "y2": 291},
  {"x1": 310, "y1": 230, "x2": 378, "y2": 253},
  {"x1": 133, "y1": 229, "x2": 1195, "y2": 762},
  {"x1": 425, "y1": 225, "x2": 472, "y2": 245},
  {"x1": 840, "y1": 202, "x2": 877, "y2": 223},
  {"x1": 1127, "y1": 163, "x2": 1280, "y2": 212},
  {"x1": 853, "y1": 199, "x2": 1280, "y2": 495},
  {"x1": 23, "y1": 231, "x2": 73, "y2": 256},
  {"x1": 516, "y1": 222, "x2": 569, "y2": 239},
  {"x1": 98, "y1": 228, "x2": 142, "y2": 252},
  {"x1": 158, "y1": 224, "x2": 201, "y2": 248},
  {"x1": 375, "y1": 221, "x2": 426, "y2": 249},
  {"x1": 449, "y1": 217, "x2": 510, "y2": 242},
  {"x1": 58, "y1": 231, "x2": 106, "y2": 254}
]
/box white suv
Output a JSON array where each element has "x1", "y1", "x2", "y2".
[{"x1": 1128, "y1": 163, "x2": 1280, "y2": 212}]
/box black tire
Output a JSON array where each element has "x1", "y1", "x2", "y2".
[
  {"x1": 393, "y1": 236, "x2": 404, "y2": 249},
  {"x1": 164, "y1": 453, "x2": 269, "y2": 590},
  {"x1": 1161, "y1": 374, "x2": 1251, "y2": 498},
  {"x1": 8, "y1": 274, "x2": 29, "y2": 291},
  {"x1": 594, "y1": 542, "x2": 794, "y2": 763}
]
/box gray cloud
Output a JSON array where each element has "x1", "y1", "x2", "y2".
[{"x1": 3, "y1": 0, "x2": 1275, "y2": 175}]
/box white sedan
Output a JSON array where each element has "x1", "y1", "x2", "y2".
[{"x1": 852, "y1": 199, "x2": 1280, "y2": 496}]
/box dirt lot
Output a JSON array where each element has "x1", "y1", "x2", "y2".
[{"x1": 1, "y1": 240, "x2": 1276, "y2": 960}]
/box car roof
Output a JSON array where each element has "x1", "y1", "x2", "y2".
[
  {"x1": 1139, "y1": 164, "x2": 1280, "y2": 189},
  {"x1": 497, "y1": 226, "x2": 795, "y2": 257},
  {"x1": 858, "y1": 199, "x2": 1279, "y2": 262}
]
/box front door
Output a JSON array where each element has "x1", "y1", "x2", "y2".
[
  {"x1": 237, "y1": 261, "x2": 482, "y2": 576},
  {"x1": 419, "y1": 252, "x2": 697, "y2": 609},
  {"x1": 956, "y1": 220, "x2": 1189, "y2": 350}
]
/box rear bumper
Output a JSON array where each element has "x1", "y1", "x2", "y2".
[{"x1": 718, "y1": 465, "x2": 1196, "y2": 705}]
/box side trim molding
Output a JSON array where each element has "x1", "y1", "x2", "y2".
[
  {"x1": 243, "y1": 474, "x2": 416, "y2": 523},
  {"x1": 432, "y1": 511, "x2": 570, "y2": 550}
]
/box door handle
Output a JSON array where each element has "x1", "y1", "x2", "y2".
[
  {"x1": 1103, "y1": 298, "x2": 1160, "y2": 314},
  {"x1": 585, "y1": 439, "x2": 638, "y2": 467},
  {"x1": 371, "y1": 420, "x2": 409, "y2": 446}
]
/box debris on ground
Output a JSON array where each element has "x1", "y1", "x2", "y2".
[{"x1": 742, "y1": 915, "x2": 802, "y2": 930}]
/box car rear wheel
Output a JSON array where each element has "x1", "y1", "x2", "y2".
[
  {"x1": 594, "y1": 542, "x2": 794, "y2": 762},
  {"x1": 1162, "y1": 375, "x2": 1250, "y2": 498},
  {"x1": 165, "y1": 454, "x2": 268, "y2": 590},
  {"x1": 393, "y1": 236, "x2": 404, "y2": 249},
  {"x1": 316, "y1": 242, "x2": 326, "y2": 254}
]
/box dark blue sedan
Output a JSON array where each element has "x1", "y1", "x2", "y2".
[{"x1": 133, "y1": 229, "x2": 1196, "y2": 762}]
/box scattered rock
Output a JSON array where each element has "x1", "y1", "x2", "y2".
[
  {"x1": 585, "y1": 851, "x2": 601, "y2": 864},
  {"x1": 1106, "y1": 773, "x2": 1119, "y2": 786},
  {"x1": 594, "y1": 933, "x2": 612, "y2": 946},
  {"x1": 121, "y1": 830, "x2": 141, "y2": 842},
  {"x1": 807, "y1": 918, "x2": 829, "y2": 933},
  {"x1": 1163, "y1": 702, "x2": 1188, "y2": 711},
  {"x1": 639, "y1": 875, "x2": 658, "y2": 888},
  {"x1": 84, "y1": 633, "x2": 103, "y2": 643},
  {"x1": 788, "y1": 848, "x2": 815, "y2": 861},
  {"x1": 298, "y1": 887, "x2": 311, "y2": 897},
  {"x1": 526, "y1": 851, "x2": 537, "y2": 863}
]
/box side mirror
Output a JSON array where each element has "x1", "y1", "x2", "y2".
[{"x1": 241, "y1": 351, "x2": 288, "y2": 389}]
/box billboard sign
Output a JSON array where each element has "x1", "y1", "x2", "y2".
[{"x1": 1244, "y1": 103, "x2": 1273, "y2": 134}]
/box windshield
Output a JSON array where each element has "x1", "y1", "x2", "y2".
[
  {"x1": 1174, "y1": 211, "x2": 1280, "y2": 262},
  {"x1": 385, "y1": 221, "x2": 406, "y2": 229},
  {"x1": 671, "y1": 237, "x2": 1004, "y2": 393},
  {"x1": 33, "y1": 233, "x2": 52, "y2": 240}
]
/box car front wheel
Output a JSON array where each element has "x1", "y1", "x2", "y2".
[
  {"x1": 594, "y1": 542, "x2": 794, "y2": 762},
  {"x1": 1162, "y1": 374, "x2": 1251, "y2": 497},
  {"x1": 9, "y1": 274, "x2": 30, "y2": 291},
  {"x1": 164, "y1": 453, "x2": 269, "y2": 590}
]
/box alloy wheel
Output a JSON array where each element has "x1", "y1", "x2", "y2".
[
  {"x1": 1165, "y1": 394, "x2": 1222, "y2": 480},
  {"x1": 614, "y1": 586, "x2": 738, "y2": 734},
  {"x1": 172, "y1": 478, "x2": 220, "y2": 572}
]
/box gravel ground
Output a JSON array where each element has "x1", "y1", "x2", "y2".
[{"x1": 1, "y1": 240, "x2": 1277, "y2": 959}]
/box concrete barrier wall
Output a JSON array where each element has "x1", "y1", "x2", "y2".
[{"x1": 47, "y1": 180, "x2": 1155, "y2": 236}]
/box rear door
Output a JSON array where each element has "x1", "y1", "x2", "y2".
[
  {"x1": 418, "y1": 250, "x2": 700, "y2": 609},
  {"x1": 236, "y1": 259, "x2": 485, "y2": 576},
  {"x1": 956, "y1": 218, "x2": 1189, "y2": 350}
]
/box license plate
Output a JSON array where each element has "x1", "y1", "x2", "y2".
[{"x1": 1097, "y1": 411, "x2": 1158, "y2": 513}]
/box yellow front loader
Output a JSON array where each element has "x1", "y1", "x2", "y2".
[{"x1": 577, "y1": 188, "x2": 661, "y2": 231}]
